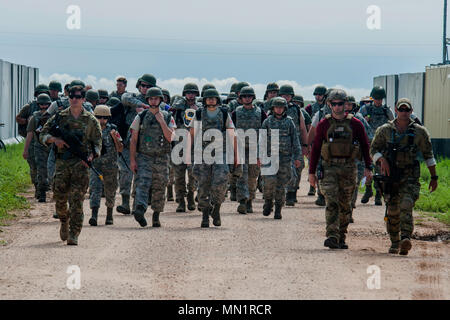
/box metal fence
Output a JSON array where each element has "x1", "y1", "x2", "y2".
[{"x1": 0, "y1": 59, "x2": 39, "y2": 144}]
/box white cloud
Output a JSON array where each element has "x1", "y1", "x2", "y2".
[{"x1": 40, "y1": 73, "x2": 370, "y2": 101}]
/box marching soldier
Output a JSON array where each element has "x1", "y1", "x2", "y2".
[
  {"x1": 88, "y1": 105, "x2": 123, "y2": 226},
  {"x1": 231, "y1": 86, "x2": 267, "y2": 214},
  {"x1": 40, "y1": 85, "x2": 102, "y2": 245},
  {"x1": 22, "y1": 93, "x2": 53, "y2": 202},
  {"x1": 262, "y1": 82, "x2": 279, "y2": 113},
  {"x1": 16, "y1": 84, "x2": 50, "y2": 198},
  {"x1": 261, "y1": 97, "x2": 302, "y2": 219},
  {"x1": 279, "y1": 84, "x2": 309, "y2": 206},
  {"x1": 370, "y1": 98, "x2": 437, "y2": 255},
  {"x1": 189, "y1": 88, "x2": 238, "y2": 227},
  {"x1": 360, "y1": 86, "x2": 394, "y2": 205},
  {"x1": 129, "y1": 88, "x2": 176, "y2": 228},
  {"x1": 48, "y1": 81, "x2": 62, "y2": 102},
  {"x1": 117, "y1": 74, "x2": 156, "y2": 215},
  {"x1": 171, "y1": 83, "x2": 200, "y2": 212},
  {"x1": 309, "y1": 89, "x2": 372, "y2": 249}
]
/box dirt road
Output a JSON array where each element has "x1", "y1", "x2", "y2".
[{"x1": 0, "y1": 179, "x2": 448, "y2": 300}]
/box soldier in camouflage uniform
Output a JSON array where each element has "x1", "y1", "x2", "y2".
[
  {"x1": 117, "y1": 74, "x2": 156, "y2": 215},
  {"x1": 262, "y1": 82, "x2": 279, "y2": 113},
  {"x1": 309, "y1": 89, "x2": 372, "y2": 249},
  {"x1": 360, "y1": 86, "x2": 394, "y2": 205},
  {"x1": 231, "y1": 86, "x2": 267, "y2": 214},
  {"x1": 48, "y1": 81, "x2": 62, "y2": 102},
  {"x1": 88, "y1": 105, "x2": 123, "y2": 226},
  {"x1": 170, "y1": 83, "x2": 201, "y2": 212},
  {"x1": 160, "y1": 88, "x2": 175, "y2": 201},
  {"x1": 16, "y1": 84, "x2": 50, "y2": 198},
  {"x1": 370, "y1": 98, "x2": 437, "y2": 255},
  {"x1": 85, "y1": 89, "x2": 99, "y2": 111},
  {"x1": 344, "y1": 96, "x2": 374, "y2": 222},
  {"x1": 261, "y1": 97, "x2": 302, "y2": 219},
  {"x1": 279, "y1": 85, "x2": 309, "y2": 206},
  {"x1": 98, "y1": 89, "x2": 109, "y2": 105},
  {"x1": 129, "y1": 88, "x2": 176, "y2": 228},
  {"x1": 109, "y1": 77, "x2": 128, "y2": 100},
  {"x1": 22, "y1": 94, "x2": 52, "y2": 202},
  {"x1": 40, "y1": 85, "x2": 102, "y2": 245},
  {"x1": 189, "y1": 88, "x2": 238, "y2": 227}
]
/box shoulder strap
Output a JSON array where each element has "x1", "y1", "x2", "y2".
[
  {"x1": 220, "y1": 107, "x2": 228, "y2": 129},
  {"x1": 195, "y1": 109, "x2": 202, "y2": 121},
  {"x1": 138, "y1": 109, "x2": 148, "y2": 122},
  {"x1": 325, "y1": 114, "x2": 332, "y2": 120}
]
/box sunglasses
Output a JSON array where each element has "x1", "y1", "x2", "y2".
[
  {"x1": 397, "y1": 107, "x2": 411, "y2": 112},
  {"x1": 39, "y1": 103, "x2": 50, "y2": 107},
  {"x1": 69, "y1": 94, "x2": 84, "y2": 100},
  {"x1": 140, "y1": 84, "x2": 152, "y2": 88},
  {"x1": 330, "y1": 101, "x2": 345, "y2": 107},
  {"x1": 95, "y1": 116, "x2": 110, "y2": 120}
]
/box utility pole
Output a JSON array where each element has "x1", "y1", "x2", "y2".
[{"x1": 444, "y1": 0, "x2": 449, "y2": 64}]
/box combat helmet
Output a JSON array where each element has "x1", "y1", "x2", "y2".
[
  {"x1": 34, "y1": 84, "x2": 50, "y2": 97},
  {"x1": 203, "y1": 88, "x2": 221, "y2": 104},
  {"x1": 230, "y1": 82, "x2": 239, "y2": 94},
  {"x1": 201, "y1": 84, "x2": 216, "y2": 97},
  {"x1": 37, "y1": 93, "x2": 52, "y2": 105},
  {"x1": 270, "y1": 97, "x2": 288, "y2": 116},
  {"x1": 145, "y1": 87, "x2": 164, "y2": 99},
  {"x1": 162, "y1": 89, "x2": 171, "y2": 102},
  {"x1": 98, "y1": 89, "x2": 109, "y2": 99},
  {"x1": 327, "y1": 89, "x2": 347, "y2": 101},
  {"x1": 239, "y1": 86, "x2": 256, "y2": 100},
  {"x1": 136, "y1": 74, "x2": 157, "y2": 89},
  {"x1": 48, "y1": 81, "x2": 62, "y2": 92},
  {"x1": 279, "y1": 84, "x2": 295, "y2": 96},
  {"x1": 370, "y1": 86, "x2": 386, "y2": 100},
  {"x1": 85, "y1": 89, "x2": 100, "y2": 103},
  {"x1": 292, "y1": 95, "x2": 304, "y2": 107},
  {"x1": 106, "y1": 97, "x2": 121, "y2": 108},
  {"x1": 69, "y1": 80, "x2": 86, "y2": 88},
  {"x1": 94, "y1": 105, "x2": 112, "y2": 117},
  {"x1": 182, "y1": 83, "x2": 200, "y2": 96},
  {"x1": 266, "y1": 82, "x2": 279, "y2": 93},
  {"x1": 313, "y1": 85, "x2": 327, "y2": 96},
  {"x1": 235, "y1": 82, "x2": 250, "y2": 95}
]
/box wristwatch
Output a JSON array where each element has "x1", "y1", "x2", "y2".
[{"x1": 431, "y1": 175, "x2": 438, "y2": 180}]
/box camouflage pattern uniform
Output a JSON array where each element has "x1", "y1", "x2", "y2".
[
  {"x1": 171, "y1": 96, "x2": 199, "y2": 211},
  {"x1": 233, "y1": 104, "x2": 263, "y2": 213},
  {"x1": 89, "y1": 123, "x2": 120, "y2": 210},
  {"x1": 261, "y1": 99, "x2": 302, "y2": 218},
  {"x1": 370, "y1": 117, "x2": 436, "y2": 253},
  {"x1": 27, "y1": 111, "x2": 51, "y2": 198},
  {"x1": 40, "y1": 108, "x2": 102, "y2": 244},
  {"x1": 132, "y1": 109, "x2": 173, "y2": 222}
]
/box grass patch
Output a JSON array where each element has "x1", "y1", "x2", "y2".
[
  {"x1": 0, "y1": 142, "x2": 31, "y2": 224},
  {"x1": 415, "y1": 158, "x2": 450, "y2": 225}
]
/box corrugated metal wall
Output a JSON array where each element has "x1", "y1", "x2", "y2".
[
  {"x1": 424, "y1": 65, "x2": 450, "y2": 139},
  {"x1": 0, "y1": 59, "x2": 38, "y2": 144}
]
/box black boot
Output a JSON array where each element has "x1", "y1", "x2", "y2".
[
  {"x1": 308, "y1": 185, "x2": 316, "y2": 196},
  {"x1": 339, "y1": 239, "x2": 348, "y2": 249},
  {"x1": 374, "y1": 191, "x2": 382, "y2": 206},
  {"x1": 105, "y1": 207, "x2": 113, "y2": 225},
  {"x1": 246, "y1": 200, "x2": 253, "y2": 213},
  {"x1": 210, "y1": 203, "x2": 221, "y2": 226},
  {"x1": 187, "y1": 191, "x2": 196, "y2": 211},
  {"x1": 38, "y1": 190, "x2": 46, "y2": 203},
  {"x1": 147, "y1": 189, "x2": 152, "y2": 205},
  {"x1": 133, "y1": 205, "x2": 147, "y2": 227},
  {"x1": 294, "y1": 190, "x2": 298, "y2": 203},
  {"x1": 274, "y1": 203, "x2": 282, "y2": 219},
  {"x1": 361, "y1": 186, "x2": 373, "y2": 204},
  {"x1": 176, "y1": 198, "x2": 186, "y2": 212},
  {"x1": 167, "y1": 185, "x2": 174, "y2": 201},
  {"x1": 263, "y1": 199, "x2": 273, "y2": 216},
  {"x1": 89, "y1": 207, "x2": 99, "y2": 226},
  {"x1": 315, "y1": 194, "x2": 326, "y2": 206},
  {"x1": 117, "y1": 195, "x2": 131, "y2": 215},
  {"x1": 324, "y1": 237, "x2": 340, "y2": 249},
  {"x1": 285, "y1": 191, "x2": 295, "y2": 206},
  {"x1": 152, "y1": 211, "x2": 161, "y2": 227},
  {"x1": 201, "y1": 208, "x2": 210, "y2": 228},
  {"x1": 237, "y1": 199, "x2": 247, "y2": 214},
  {"x1": 53, "y1": 212, "x2": 59, "y2": 219}
]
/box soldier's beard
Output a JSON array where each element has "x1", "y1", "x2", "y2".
[{"x1": 186, "y1": 98, "x2": 196, "y2": 105}]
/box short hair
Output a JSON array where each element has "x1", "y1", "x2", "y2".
[
  {"x1": 68, "y1": 85, "x2": 86, "y2": 98},
  {"x1": 116, "y1": 77, "x2": 127, "y2": 85}
]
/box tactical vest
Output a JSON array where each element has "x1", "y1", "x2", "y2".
[
  {"x1": 321, "y1": 114, "x2": 360, "y2": 161},
  {"x1": 196, "y1": 106, "x2": 228, "y2": 151},
  {"x1": 235, "y1": 106, "x2": 262, "y2": 130},
  {"x1": 286, "y1": 103, "x2": 301, "y2": 136},
  {"x1": 318, "y1": 105, "x2": 332, "y2": 122},
  {"x1": 311, "y1": 102, "x2": 325, "y2": 117},
  {"x1": 137, "y1": 109, "x2": 172, "y2": 157},
  {"x1": 365, "y1": 104, "x2": 391, "y2": 132},
  {"x1": 18, "y1": 101, "x2": 40, "y2": 137},
  {"x1": 32, "y1": 111, "x2": 51, "y2": 148},
  {"x1": 266, "y1": 115, "x2": 294, "y2": 157},
  {"x1": 94, "y1": 123, "x2": 118, "y2": 168},
  {"x1": 387, "y1": 125, "x2": 417, "y2": 169}
]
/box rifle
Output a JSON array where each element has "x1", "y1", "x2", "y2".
[
  {"x1": 49, "y1": 118, "x2": 104, "y2": 181},
  {"x1": 373, "y1": 138, "x2": 400, "y2": 223}
]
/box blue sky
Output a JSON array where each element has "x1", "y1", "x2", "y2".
[{"x1": 0, "y1": 0, "x2": 445, "y2": 99}]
